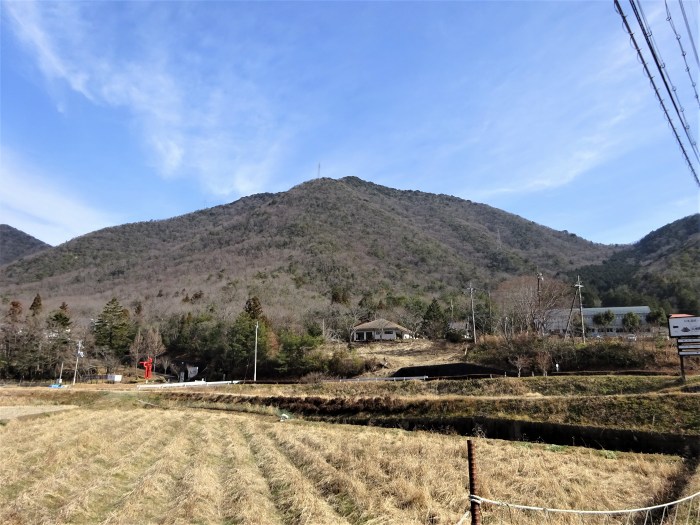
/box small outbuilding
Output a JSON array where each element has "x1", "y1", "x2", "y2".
[{"x1": 351, "y1": 318, "x2": 412, "y2": 342}]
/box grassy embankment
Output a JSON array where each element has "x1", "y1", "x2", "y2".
[{"x1": 2, "y1": 375, "x2": 699, "y2": 436}]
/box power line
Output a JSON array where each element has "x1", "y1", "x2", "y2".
[
  {"x1": 678, "y1": 0, "x2": 700, "y2": 68},
  {"x1": 614, "y1": 0, "x2": 700, "y2": 186},
  {"x1": 665, "y1": 0, "x2": 700, "y2": 109},
  {"x1": 629, "y1": 0, "x2": 700, "y2": 165}
]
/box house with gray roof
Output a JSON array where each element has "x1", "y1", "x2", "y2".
[{"x1": 351, "y1": 318, "x2": 412, "y2": 342}]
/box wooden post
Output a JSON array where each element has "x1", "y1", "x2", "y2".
[
  {"x1": 679, "y1": 355, "x2": 686, "y2": 383},
  {"x1": 467, "y1": 439, "x2": 481, "y2": 525}
]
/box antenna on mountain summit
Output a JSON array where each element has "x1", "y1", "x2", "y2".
[{"x1": 318, "y1": 163, "x2": 321, "y2": 178}]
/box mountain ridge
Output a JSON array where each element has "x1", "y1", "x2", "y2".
[
  {"x1": 0, "y1": 177, "x2": 696, "y2": 319},
  {"x1": 0, "y1": 225, "x2": 51, "y2": 266}
]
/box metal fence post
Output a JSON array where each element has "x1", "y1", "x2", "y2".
[{"x1": 467, "y1": 439, "x2": 481, "y2": 525}]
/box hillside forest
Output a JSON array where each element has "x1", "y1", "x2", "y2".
[
  {"x1": 0, "y1": 274, "x2": 673, "y2": 382},
  {"x1": 0, "y1": 178, "x2": 697, "y2": 381}
]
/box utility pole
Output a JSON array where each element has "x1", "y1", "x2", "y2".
[
  {"x1": 468, "y1": 282, "x2": 477, "y2": 344},
  {"x1": 253, "y1": 321, "x2": 259, "y2": 382},
  {"x1": 72, "y1": 340, "x2": 83, "y2": 386},
  {"x1": 537, "y1": 272, "x2": 544, "y2": 336},
  {"x1": 487, "y1": 288, "x2": 492, "y2": 335},
  {"x1": 575, "y1": 275, "x2": 586, "y2": 343}
]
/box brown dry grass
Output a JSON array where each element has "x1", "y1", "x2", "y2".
[
  {"x1": 0, "y1": 405, "x2": 78, "y2": 421},
  {"x1": 351, "y1": 340, "x2": 464, "y2": 376},
  {"x1": 0, "y1": 406, "x2": 693, "y2": 524}
]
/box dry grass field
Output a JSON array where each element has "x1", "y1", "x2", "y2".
[
  {"x1": 353, "y1": 340, "x2": 464, "y2": 375},
  {"x1": 0, "y1": 404, "x2": 695, "y2": 525},
  {"x1": 0, "y1": 405, "x2": 78, "y2": 422}
]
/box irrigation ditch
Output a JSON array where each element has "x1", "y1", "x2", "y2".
[
  {"x1": 324, "y1": 414, "x2": 700, "y2": 456},
  {"x1": 2, "y1": 385, "x2": 697, "y2": 457},
  {"x1": 143, "y1": 390, "x2": 700, "y2": 456}
]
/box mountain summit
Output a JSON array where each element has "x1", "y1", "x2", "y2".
[{"x1": 0, "y1": 177, "x2": 694, "y2": 317}]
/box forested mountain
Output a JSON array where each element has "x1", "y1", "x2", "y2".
[
  {"x1": 0, "y1": 225, "x2": 51, "y2": 266},
  {"x1": 0, "y1": 177, "x2": 615, "y2": 318},
  {"x1": 574, "y1": 214, "x2": 700, "y2": 314},
  {"x1": 0, "y1": 177, "x2": 695, "y2": 325}
]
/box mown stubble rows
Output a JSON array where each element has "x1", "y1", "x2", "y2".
[{"x1": 0, "y1": 407, "x2": 689, "y2": 524}]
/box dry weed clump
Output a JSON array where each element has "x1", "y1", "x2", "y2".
[{"x1": 0, "y1": 406, "x2": 688, "y2": 525}]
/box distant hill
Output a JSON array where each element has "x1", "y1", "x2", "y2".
[
  {"x1": 574, "y1": 214, "x2": 700, "y2": 314},
  {"x1": 0, "y1": 177, "x2": 694, "y2": 320},
  {"x1": 0, "y1": 225, "x2": 51, "y2": 266}
]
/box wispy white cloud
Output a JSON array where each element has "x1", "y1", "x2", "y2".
[
  {"x1": 3, "y1": 2, "x2": 93, "y2": 100},
  {"x1": 456, "y1": 8, "x2": 669, "y2": 200},
  {"x1": 3, "y1": 1, "x2": 285, "y2": 197},
  {"x1": 3, "y1": 0, "x2": 693, "y2": 248},
  {"x1": 0, "y1": 148, "x2": 119, "y2": 245}
]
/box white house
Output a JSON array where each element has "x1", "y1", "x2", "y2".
[{"x1": 351, "y1": 319, "x2": 412, "y2": 342}]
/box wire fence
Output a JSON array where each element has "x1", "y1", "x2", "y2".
[{"x1": 457, "y1": 491, "x2": 700, "y2": 525}]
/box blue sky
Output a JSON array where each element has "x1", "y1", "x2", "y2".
[{"x1": 1, "y1": 0, "x2": 698, "y2": 247}]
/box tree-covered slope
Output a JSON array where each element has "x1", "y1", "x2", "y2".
[
  {"x1": 574, "y1": 214, "x2": 700, "y2": 314},
  {"x1": 1, "y1": 177, "x2": 696, "y2": 324},
  {"x1": 0, "y1": 225, "x2": 51, "y2": 266},
  {"x1": 0, "y1": 177, "x2": 616, "y2": 303}
]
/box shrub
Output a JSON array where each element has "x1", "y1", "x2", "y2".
[
  {"x1": 327, "y1": 349, "x2": 379, "y2": 378},
  {"x1": 473, "y1": 335, "x2": 657, "y2": 372}
]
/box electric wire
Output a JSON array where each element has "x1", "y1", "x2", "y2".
[
  {"x1": 665, "y1": 0, "x2": 700, "y2": 109},
  {"x1": 678, "y1": 0, "x2": 700, "y2": 68},
  {"x1": 614, "y1": 0, "x2": 700, "y2": 185},
  {"x1": 629, "y1": 0, "x2": 700, "y2": 166}
]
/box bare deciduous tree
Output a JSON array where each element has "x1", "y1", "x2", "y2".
[
  {"x1": 129, "y1": 327, "x2": 166, "y2": 368},
  {"x1": 534, "y1": 351, "x2": 552, "y2": 376},
  {"x1": 493, "y1": 276, "x2": 570, "y2": 336},
  {"x1": 159, "y1": 355, "x2": 172, "y2": 375},
  {"x1": 509, "y1": 354, "x2": 531, "y2": 377}
]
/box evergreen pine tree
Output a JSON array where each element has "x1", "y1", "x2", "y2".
[
  {"x1": 422, "y1": 299, "x2": 447, "y2": 340},
  {"x1": 94, "y1": 298, "x2": 133, "y2": 356},
  {"x1": 29, "y1": 294, "x2": 42, "y2": 317},
  {"x1": 244, "y1": 296, "x2": 266, "y2": 323}
]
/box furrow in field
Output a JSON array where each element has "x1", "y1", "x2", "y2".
[
  {"x1": 0, "y1": 409, "x2": 143, "y2": 488},
  {"x1": 215, "y1": 414, "x2": 285, "y2": 525},
  {"x1": 240, "y1": 417, "x2": 352, "y2": 525},
  {"x1": 265, "y1": 423, "x2": 396, "y2": 524},
  {"x1": 158, "y1": 412, "x2": 226, "y2": 525},
  {"x1": 98, "y1": 411, "x2": 202, "y2": 525},
  {"x1": 292, "y1": 423, "x2": 467, "y2": 524},
  {"x1": 0, "y1": 409, "x2": 169, "y2": 524}
]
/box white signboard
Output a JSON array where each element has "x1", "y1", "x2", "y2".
[{"x1": 668, "y1": 316, "x2": 700, "y2": 338}]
